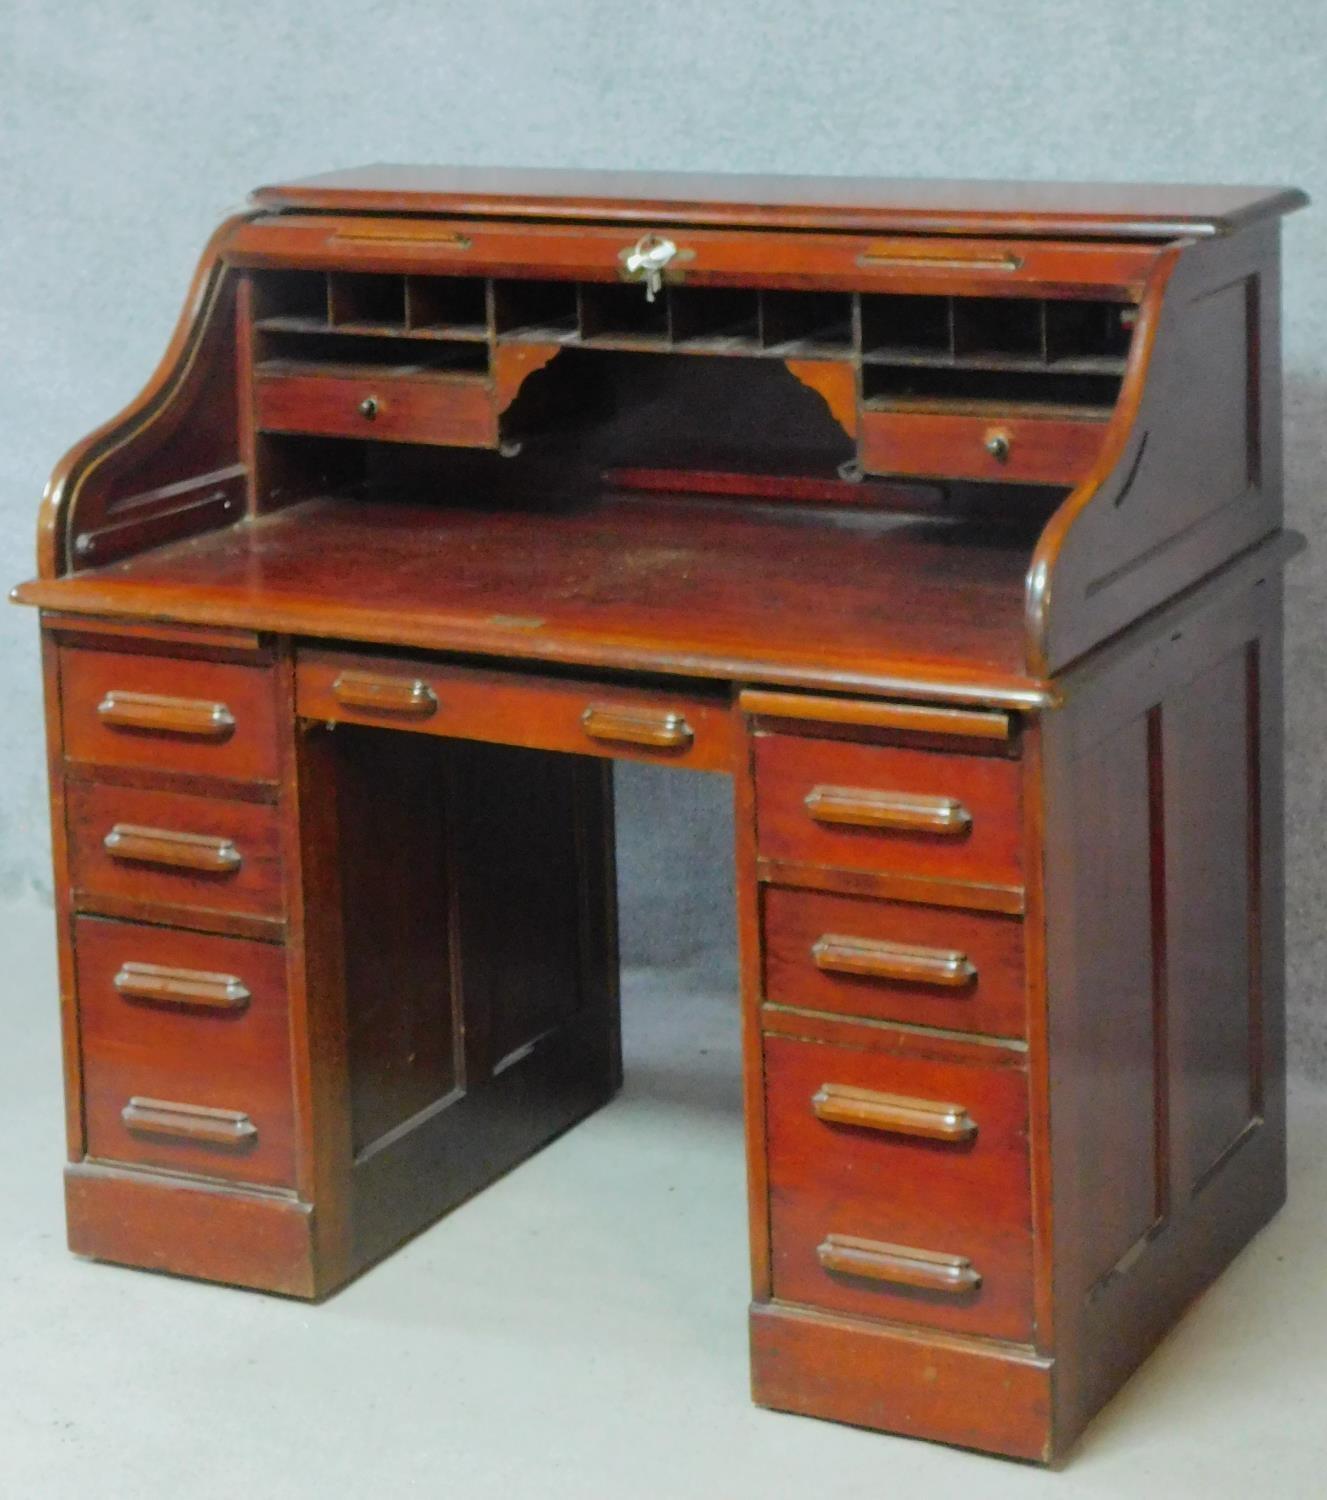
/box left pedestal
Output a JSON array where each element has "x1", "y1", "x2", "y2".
[{"x1": 43, "y1": 620, "x2": 623, "y2": 1297}]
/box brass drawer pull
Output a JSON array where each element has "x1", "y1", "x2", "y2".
[
  {"x1": 811, "y1": 934, "x2": 977, "y2": 988},
  {"x1": 857, "y1": 249, "x2": 1023, "y2": 273},
  {"x1": 103, "y1": 823, "x2": 242, "y2": 874},
  {"x1": 817, "y1": 1233, "x2": 982, "y2": 1294},
  {"x1": 121, "y1": 1096, "x2": 257, "y2": 1148},
  {"x1": 330, "y1": 670, "x2": 438, "y2": 717},
  {"x1": 581, "y1": 704, "x2": 694, "y2": 752},
  {"x1": 812, "y1": 1083, "x2": 976, "y2": 1142},
  {"x1": 114, "y1": 961, "x2": 251, "y2": 1011},
  {"x1": 804, "y1": 785, "x2": 972, "y2": 836},
  {"x1": 97, "y1": 690, "x2": 236, "y2": 739}
]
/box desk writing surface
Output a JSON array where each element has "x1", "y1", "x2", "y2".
[{"x1": 18, "y1": 491, "x2": 1040, "y2": 702}]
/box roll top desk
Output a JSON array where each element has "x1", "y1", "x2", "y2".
[{"x1": 12, "y1": 168, "x2": 1306, "y2": 1462}]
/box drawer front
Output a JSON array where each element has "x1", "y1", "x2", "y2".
[
  {"x1": 859, "y1": 407, "x2": 1106, "y2": 486},
  {"x1": 75, "y1": 917, "x2": 295, "y2": 1189},
  {"x1": 754, "y1": 733, "x2": 1022, "y2": 888},
  {"x1": 66, "y1": 781, "x2": 284, "y2": 926},
  {"x1": 60, "y1": 647, "x2": 279, "y2": 783},
  {"x1": 763, "y1": 887, "x2": 1025, "y2": 1038},
  {"x1": 765, "y1": 1033, "x2": 1033, "y2": 1340},
  {"x1": 255, "y1": 371, "x2": 498, "y2": 448},
  {"x1": 296, "y1": 650, "x2": 734, "y2": 771}
]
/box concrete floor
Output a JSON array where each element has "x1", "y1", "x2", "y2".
[{"x1": 2, "y1": 897, "x2": 1326, "y2": 1497}]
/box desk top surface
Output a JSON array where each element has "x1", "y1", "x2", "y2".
[
  {"x1": 250, "y1": 165, "x2": 1308, "y2": 240},
  {"x1": 16, "y1": 492, "x2": 1045, "y2": 706}
]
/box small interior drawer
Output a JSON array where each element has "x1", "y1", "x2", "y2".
[
  {"x1": 59, "y1": 646, "x2": 279, "y2": 784},
  {"x1": 75, "y1": 916, "x2": 295, "y2": 1189},
  {"x1": 763, "y1": 886, "x2": 1025, "y2": 1038},
  {"x1": 254, "y1": 369, "x2": 498, "y2": 448},
  {"x1": 859, "y1": 407, "x2": 1107, "y2": 485},
  {"x1": 754, "y1": 732, "x2": 1022, "y2": 889},
  {"x1": 764, "y1": 1032, "x2": 1033, "y2": 1341},
  {"x1": 66, "y1": 781, "x2": 284, "y2": 929},
  {"x1": 295, "y1": 649, "x2": 734, "y2": 771}
]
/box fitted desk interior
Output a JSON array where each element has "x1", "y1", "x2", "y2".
[{"x1": 13, "y1": 167, "x2": 1306, "y2": 1462}]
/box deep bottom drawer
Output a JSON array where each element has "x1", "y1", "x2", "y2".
[
  {"x1": 75, "y1": 917, "x2": 296, "y2": 1189},
  {"x1": 765, "y1": 1032, "x2": 1034, "y2": 1341}
]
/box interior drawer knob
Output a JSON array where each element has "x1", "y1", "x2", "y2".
[
  {"x1": 817, "y1": 1233, "x2": 982, "y2": 1295},
  {"x1": 358, "y1": 395, "x2": 379, "y2": 420},
  {"x1": 984, "y1": 429, "x2": 1012, "y2": 462}
]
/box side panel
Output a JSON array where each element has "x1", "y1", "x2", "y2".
[{"x1": 1042, "y1": 561, "x2": 1286, "y2": 1449}]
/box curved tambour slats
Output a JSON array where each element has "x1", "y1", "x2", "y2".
[
  {"x1": 37, "y1": 212, "x2": 255, "y2": 578},
  {"x1": 1025, "y1": 220, "x2": 1287, "y2": 677}
]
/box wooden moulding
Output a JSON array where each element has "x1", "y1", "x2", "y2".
[
  {"x1": 65, "y1": 1162, "x2": 319, "y2": 1298},
  {"x1": 750, "y1": 1301, "x2": 1053, "y2": 1462}
]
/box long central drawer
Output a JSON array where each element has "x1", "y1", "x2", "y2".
[{"x1": 295, "y1": 649, "x2": 735, "y2": 771}]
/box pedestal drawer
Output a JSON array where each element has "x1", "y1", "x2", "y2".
[
  {"x1": 60, "y1": 647, "x2": 279, "y2": 784},
  {"x1": 754, "y1": 733, "x2": 1022, "y2": 888},
  {"x1": 75, "y1": 917, "x2": 295, "y2": 1189},
  {"x1": 763, "y1": 886, "x2": 1025, "y2": 1038},
  {"x1": 764, "y1": 1033, "x2": 1033, "y2": 1341},
  {"x1": 67, "y1": 781, "x2": 284, "y2": 928}
]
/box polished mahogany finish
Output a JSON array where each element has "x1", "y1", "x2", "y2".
[{"x1": 11, "y1": 168, "x2": 1304, "y2": 1465}]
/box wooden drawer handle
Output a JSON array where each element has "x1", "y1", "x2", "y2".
[
  {"x1": 817, "y1": 1234, "x2": 982, "y2": 1294},
  {"x1": 114, "y1": 961, "x2": 251, "y2": 1011},
  {"x1": 812, "y1": 1083, "x2": 976, "y2": 1142},
  {"x1": 103, "y1": 823, "x2": 242, "y2": 873},
  {"x1": 330, "y1": 670, "x2": 438, "y2": 717},
  {"x1": 121, "y1": 1096, "x2": 257, "y2": 1148},
  {"x1": 97, "y1": 690, "x2": 236, "y2": 739},
  {"x1": 804, "y1": 785, "x2": 971, "y2": 835},
  {"x1": 812, "y1": 934, "x2": 976, "y2": 988},
  {"x1": 581, "y1": 704, "x2": 694, "y2": 752}
]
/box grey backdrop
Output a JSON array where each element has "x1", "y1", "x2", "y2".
[{"x1": 2, "y1": 1, "x2": 1324, "y2": 1074}]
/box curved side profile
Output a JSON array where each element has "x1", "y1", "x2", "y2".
[
  {"x1": 1025, "y1": 219, "x2": 1286, "y2": 677},
  {"x1": 37, "y1": 212, "x2": 254, "y2": 579}
]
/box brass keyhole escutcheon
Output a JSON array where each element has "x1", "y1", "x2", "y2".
[
  {"x1": 984, "y1": 429, "x2": 1011, "y2": 462},
  {"x1": 359, "y1": 396, "x2": 379, "y2": 420}
]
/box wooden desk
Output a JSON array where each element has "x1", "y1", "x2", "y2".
[{"x1": 12, "y1": 167, "x2": 1307, "y2": 1462}]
